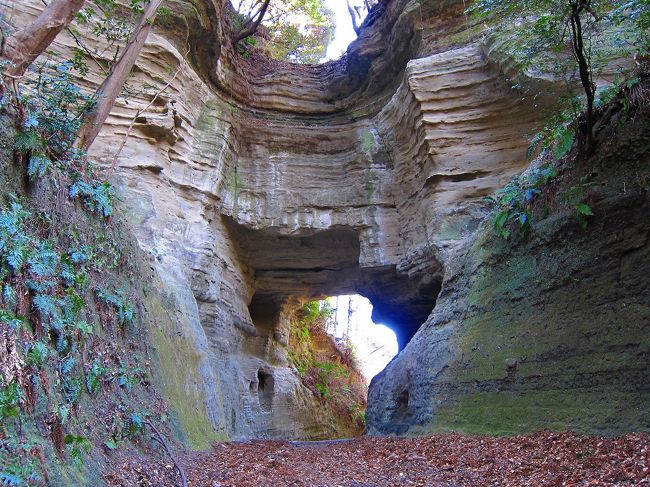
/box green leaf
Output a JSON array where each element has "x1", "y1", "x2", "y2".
[
  {"x1": 575, "y1": 203, "x2": 594, "y2": 216},
  {"x1": 27, "y1": 155, "x2": 51, "y2": 179},
  {"x1": 527, "y1": 132, "x2": 544, "y2": 160},
  {"x1": 25, "y1": 342, "x2": 49, "y2": 368},
  {"x1": 75, "y1": 321, "x2": 93, "y2": 336},
  {"x1": 494, "y1": 210, "x2": 508, "y2": 229},
  {"x1": 28, "y1": 242, "x2": 58, "y2": 277},
  {"x1": 0, "y1": 472, "x2": 24, "y2": 486},
  {"x1": 104, "y1": 439, "x2": 117, "y2": 450},
  {"x1": 553, "y1": 127, "x2": 574, "y2": 159}
]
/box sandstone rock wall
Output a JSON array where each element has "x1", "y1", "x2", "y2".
[
  {"x1": 5, "y1": 0, "x2": 640, "y2": 441},
  {"x1": 367, "y1": 105, "x2": 650, "y2": 436}
]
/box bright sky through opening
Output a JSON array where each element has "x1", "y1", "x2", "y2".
[
  {"x1": 323, "y1": 0, "x2": 365, "y2": 61},
  {"x1": 327, "y1": 295, "x2": 398, "y2": 382},
  {"x1": 231, "y1": 0, "x2": 366, "y2": 62}
]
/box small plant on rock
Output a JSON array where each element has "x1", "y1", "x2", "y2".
[{"x1": 486, "y1": 164, "x2": 558, "y2": 239}]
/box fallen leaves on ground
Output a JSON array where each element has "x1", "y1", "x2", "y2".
[{"x1": 105, "y1": 430, "x2": 650, "y2": 486}]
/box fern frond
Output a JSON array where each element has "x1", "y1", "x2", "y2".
[
  {"x1": 28, "y1": 242, "x2": 58, "y2": 277},
  {"x1": 27, "y1": 155, "x2": 51, "y2": 179}
]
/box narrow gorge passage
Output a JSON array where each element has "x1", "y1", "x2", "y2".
[{"x1": 1, "y1": 0, "x2": 649, "y2": 485}]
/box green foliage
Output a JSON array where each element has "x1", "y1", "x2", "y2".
[
  {"x1": 20, "y1": 62, "x2": 96, "y2": 158},
  {"x1": 527, "y1": 94, "x2": 583, "y2": 161},
  {"x1": 125, "y1": 412, "x2": 145, "y2": 438},
  {"x1": 86, "y1": 360, "x2": 108, "y2": 394},
  {"x1": 314, "y1": 383, "x2": 329, "y2": 398},
  {"x1": 470, "y1": 0, "x2": 647, "y2": 66},
  {"x1": 0, "y1": 452, "x2": 42, "y2": 487},
  {"x1": 0, "y1": 198, "x2": 31, "y2": 274},
  {"x1": 596, "y1": 72, "x2": 642, "y2": 108},
  {"x1": 95, "y1": 287, "x2": 135, "y2": 325},
  {"x1": 565, "y1": 175, "x2": 598, "y2": 229},
  {"x1": 27, "y1": 155, "x2": 51, "y2": 179},
  {"x1": 103, "y1": 438, "x2": 118, "y2": 450},
  {"x1": 315, "y1": 361, "x2": 347, "y2": 378},
  {"x1": 0, "y1": 191, "x2": 146, "y2": 477},
  {"x1": 288, "y1": 300, "x2": 335, "y2": 375},
  {"x1": 61, "y1": 359, "x2": 84, "y2": 405},
  {"x1": 610, "y1": 0, "x2": 650, "y2": 52},
  {"x1": 69, "y1": 179, "x2": 114, "y2": 218},
  {"x1": 0, "y1": 381, "x2": 21, "y2": 422},
  {"x1": 486, "y1": 165, "x2": 558, "y2": 239},
  {"x1": 25, "y1": 342, "x2": 49, "y2": 368},
  {"x1": 574, "y1": 202, "x2": 594, "y2": 228},
  {"x1": 64, "y1": 434, "x2": 91, "y2": 468},
  {"x1": 74, "y1": 0, "x2": 152, "y2": 67},
  {"x1": 0, "y1": 46, "x2": 155, "y2": 476},
  {"x1": 6, "y1": 60, "x2": 116, "y2": 221},
  {"x1": 287, "y1": 350, "x2": 310, "y2": 377},
  {"x1": 156, "y1": 6, "x2": 173, "y2": 25},
  {"x1": 313, "y1": 361, "x2": 348, "y2": 398},
  {"x1": 0, "y1": 310, "x2": 26, "y2": 331},
  {"x1": 116, "y1": 361, "x2": 145, "y2": 391},
  {"x1": 286, "y1": 299, "x2": 365, "y2": 429},
  {"x1": 348, "y1": 401, "x2": 366, "y2": 424},
  {"x1": 0, "y1": 472, "x2": 23, "y2": 486},
  {"x1": 472, "y1": 0, "x2": 646, "y2": 154},
  {"x1": 301, "y1": 299, "x2": 332, "y2": 324},
  {"x1": 266, "y1": 22, "x2": 332, "y2": 64},
  {"x1": 234, "y1": 0, "x2": 335, "y2": 64},
  {"x1": 70, "y1": 48, "x2": 90, "y2": 77},
  {"x1": 553, "y1": 126, "x2": 576, "y2": 159}
]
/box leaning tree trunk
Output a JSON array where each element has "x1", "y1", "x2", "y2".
[
  {"x1": 75, "y1": 0, "x2": 163, "y2": 152},
  {"x1": 1, "y1": 0, "x2": 86, "y2": 78},
  {"x1": 232, "y1": 0, "x2": 271, "y2": 44},
  {"x1": 570, "y1": 0, "x2": 597, "y2": 153}
]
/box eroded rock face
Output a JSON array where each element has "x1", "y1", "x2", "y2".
[
  {"x1": 367, "y1": 110, "x2": 650, "y2": 435},
  {"x1": 6, "y1": 0, "x2": 639, "y2": 440}
]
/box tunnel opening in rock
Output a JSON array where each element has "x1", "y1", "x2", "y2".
[
  {"x1": 325, "y1": 295, "x2": 399, "y2": 381},
  {"x1": 257, "y1": 370, "x2": 275, "y2": 412},
  {"x1": 226, "y1": 216, "x2": 442, "y2": 354},
  {"x1": 248, "y1": 294, "x2": 283, "y2": 331}
]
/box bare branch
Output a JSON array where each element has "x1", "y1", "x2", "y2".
[
  {"x1": 145, "y1": 420, "x2": 188, "y2": 487},
  {"x1": 75, "y1": 0, "x2": 164, "y2": 152},
  {"x1": 109, "y1": 50, "x2": 187, "y2": 173},
  {"x1": 347, "y1": 0, "x2": 361, "y2": 35}
]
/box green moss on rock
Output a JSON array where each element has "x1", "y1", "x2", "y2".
[{"x1": 149, "y1": 308, "x2": 227, "y2": 450}]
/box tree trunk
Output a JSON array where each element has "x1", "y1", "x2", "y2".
[
  {"x1": 76, "y1": 0, "x2": 163, "y2": 152},
  {"x1": 232, "y1": 0, "x2": 271, "y2": 44},
  {"x1": 2, "y1": 0, "x2": 86, "y2": 78},
  {"x1": 347, "y1": 0, "x2": 361, "y2": 35},
  {"x1": 570, "y1": 0, "x2": 596, "y2": 153}
]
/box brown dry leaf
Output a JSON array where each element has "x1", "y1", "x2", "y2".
[{"x1": 105, "y1": 431, "x2": 650, "y2": 487}]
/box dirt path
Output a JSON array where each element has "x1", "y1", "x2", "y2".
[{"x1": 105, "y1": 431, "x2": 649, "y2": 486}]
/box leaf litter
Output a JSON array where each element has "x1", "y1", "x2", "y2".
[{"x1": 105, "y1": 430, "x2": 649, "y2": 486}]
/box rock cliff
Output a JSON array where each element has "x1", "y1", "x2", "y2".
[
  {"x1": 4, "y1": 0, "x2": 647, "y2": 443},
  {"x1": 367, "y1": 100, "x2": 650, "y2": 435}
]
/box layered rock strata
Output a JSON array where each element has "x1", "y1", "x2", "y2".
[{"x1": 367, "y1": 108, "x2": 650, "y2": 435}]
